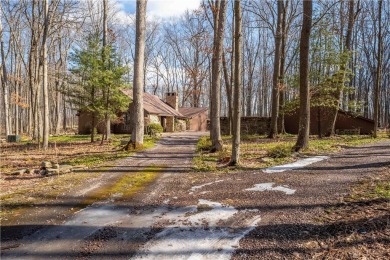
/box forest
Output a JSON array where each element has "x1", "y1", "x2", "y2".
[
  {"x1": 0, "y1": 0, "x2": 389, "y2": 150},
  {"x1": 1, "y1": 1, "x2": 390, "y2": 258}
]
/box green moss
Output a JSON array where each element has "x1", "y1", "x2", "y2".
[{"x1": 82, "y1": 165, "x2": 162, "y2": 205}]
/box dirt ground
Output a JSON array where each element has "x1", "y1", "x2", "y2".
[{"x1": 1, "y1": 133, "x2": 389, "y2": 259}]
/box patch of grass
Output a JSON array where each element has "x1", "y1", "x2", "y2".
[
  {"x1": 375, "y1": 181, "x2": 390, "y2": 199},
  {"x1": 196, "y1": 136, "x2": 212, "y2": 152},
  {"x1": 62, "y1": 152, "x2": 131, "y2": 167},
  {"x1": 193, "y1": 154, "x2": 217, "y2": 172},
  {"x1": 303, "y1": 133, "x2": 388, "y2": 154},
  {"x1": 49, "y1": 134, "x2": 130, "y2": 143},
  {"x1": 0, "y1": 171, "x2": 101, "y2": 222},
  {"x1": 49, "y1": 135, "x2": 92, "y2": 142},
  {"x1": 61, "y1": 136, "x2": 160, "y2": 167},
  {"x1": 193, "y1": 132, "x2": 388, "y2": 172},
  {"x1": 143, "y1": 136, "x2": 160, "y2": 149},
  {"x1": 267, "y1": 143, "x2": 294, "y2": 158}
]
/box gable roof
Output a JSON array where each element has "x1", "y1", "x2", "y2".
[
  {"x1": 179, "y1": 107, "x2": 208, "y2": 118},
  {"x1": 120, "y1": 88, "x2": 133, "y2": 99},
  {"x1": 338, "y1": 109, "x2": 374, "y2": 123},
  {"x1": 120, "y1": 89, "x2": 185, "y2": 118},
  {"x1": 144, "y1": 92, "x2": 184, "y2": 117}
]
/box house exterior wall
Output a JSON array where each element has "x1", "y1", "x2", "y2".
[
  {"x1": 219, "y1": 117, "x2": 271, "y2": 135},
  {"x1": 78, "y1": 111, "x2": 105, "y2": 134},
  {"x1": 78, "y1": 111, "x2": 92, "y2": 134},
  {"x1": 149, "y1": 114, "x2": 160, "y2": 124},
  {"x1": 335, "y1": 111, "x2": 374, "y2": 134},
  {"x1": 284, "y1": 107, "x2": 332, "y2": 135},
  {"x1": 112, "y1": 111, "x2": 132, "y2": 134},
  {"x1": 113, "y1": 110, "x2": 164, "y2": 134},
  {"x1": 175, "y1": 119, "x2": 186, "y2": 131},
  {"x1": 284, "y1": 107, "x2": 374, "y2": 135},
  {"x1": 166, "y1": 116, "x2": 175, "y2": 132},
  {"x1": 188, "y1": 111, "x2": 208, "y2": 131}
]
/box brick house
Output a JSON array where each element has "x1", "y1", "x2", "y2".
[{"x1": 78, "y1": 90, "x2": 208, "y2": 134}]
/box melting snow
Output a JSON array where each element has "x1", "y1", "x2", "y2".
[
  {"x1": 132, "y1": 199, "x2": 261, "y2": 260},
  {"x1": 189, "y1": 180, "x2": 224, "y2": 194},
  {"x1": 245, "y1": 182, "x2": 296, "y2": 195},
  {"x1": 263, "y1": 156, "x2": 329, "y2": 173}
]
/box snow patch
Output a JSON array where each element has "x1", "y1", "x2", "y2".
[
  {"x1": 263, "y1": 156, "x2": 329, "y2": 173},
  {"x1": 132, "y1": 200, "x2": 261, "y2": 260},
  {"x1": 189, "y1": 180, "x2": 224, "y2": 194},
  {"x1": 245, "y1": 182, "x2": 296, "y2": 195}
]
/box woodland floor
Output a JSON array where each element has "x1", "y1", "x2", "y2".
[{"x1": 0, "y1": 132, "x2": 389, "y2": 259}]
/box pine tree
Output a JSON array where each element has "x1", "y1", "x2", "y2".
[{"x1": 69, "y1": 35, "x2": 129, "y2": 142}]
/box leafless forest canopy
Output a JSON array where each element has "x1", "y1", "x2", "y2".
[{"x1": 0, "y1": 0, "x2": 389, "y2": 139}]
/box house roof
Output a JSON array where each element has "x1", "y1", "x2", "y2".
[
  {"x1": 120, "y1": 88, "x2": 133, "y2": 99},
  {"x1": 179, "y1": 107, "x2": 208, "y2": 118},
  {"x1": 338, "y1": 109, "x2": 374, "y2": 123},
  {"x1": 120, "y1": 89, "x2": 185, "y2": 118},
  {"x1": 144, "y1": 92, "x2": 185, "y2": 117}
]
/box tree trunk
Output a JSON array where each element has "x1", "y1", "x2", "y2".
[
  {"x1": 0, "y1": 13, "x2": 10, "y2": 137},
  {"x1": 278, "y1": 0, "x2": 288, "y2": 134},
  {"x1": 42, "y1": 0, "x2": 49, "y2": 150},
  {"x1": 230, "y1": 0, "x2": 242, "y2": 166},
  {"x1": 268, "y1": 0, "x2": 284, "y2": 138},
  {"x1": 294, "y1": 0, "x2": 312, "y2": 152},
  {"x1": 210, "y1": 0, "x2": 227, "y2": 152},
  {"x1": 103, "y1": 0, "x2": 111, "y2": 141},
  {"x1": 55, "y1": 79, "x2": 61, "y2": 134},
  {"x1": 373, "y1": 0, "x2": 382, "y2": 138},
  {"x1": 129, "y1": 0, "x2": 147, "y2": 150},
  {"x1": 222, "y1": 53, "x2": 233, "y2": 135}
]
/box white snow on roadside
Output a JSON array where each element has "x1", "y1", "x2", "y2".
[
  {"x1": 132, "y1": 199, "x2": 261, "y2": 260},
  {"x1": 189, "y1": 180, "x2": 224, "y2": 194},
  {"x1": 245, "y1": 182, "x2": 296, "y2": 195},
  {"x1": 263, "y1": 156, "x2": 329, "y2": 173}
]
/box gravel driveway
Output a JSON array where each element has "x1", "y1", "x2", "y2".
[{"x1": 1, "y1": 135, "x2": 389, "y2": 260}]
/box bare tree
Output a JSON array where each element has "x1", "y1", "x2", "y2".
[
  {"x1": 0, "y1": 7, "x2": 10, "y2": 138},
  {"x1": 294, "y1": 0, "x2": 312, "y2": 152},
  {"x1": 103, "y1": 0, "x2": 111, "y2": 142},
  {"x1": 230, "y1": 0, "x2": 242, "y2": 166},
  {"x1": 129, "y1": 0, "x2": 147, "y2": 149},
  {"x1": 268, "y1": 0, "x2": 284, "y2": 138},
  {"x1": 210, "y1": 0, "x2": 227, "y2": 152},
  {"x1": 277, "y1": 0, "x2": 289, "y2": 134},
  {"x1": 42, "y1": 0, "x2": 49, "y2": 149},
  {"x1": 373, "y1": 0, "x2": 383, "y2": 138}
]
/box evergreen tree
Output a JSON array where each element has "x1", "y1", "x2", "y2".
[{"x1": 69, "y1": 34, "x2": 129, "y2": 142}]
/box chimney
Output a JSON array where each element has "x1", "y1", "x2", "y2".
[{"x1": 165, "y1": 92, "x2": 178, "y2": 111}]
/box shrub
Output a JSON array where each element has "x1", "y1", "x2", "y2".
[
  {"x1": 147, "y1": 123, "x2": 163, "y2": 136},
  {"x1": 267, "y1": 143, "x2": 293, "y2": 158}
]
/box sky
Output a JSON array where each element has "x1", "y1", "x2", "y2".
[{"x1": 117, "y1": 0, "x2": 202, "y2": 18}]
